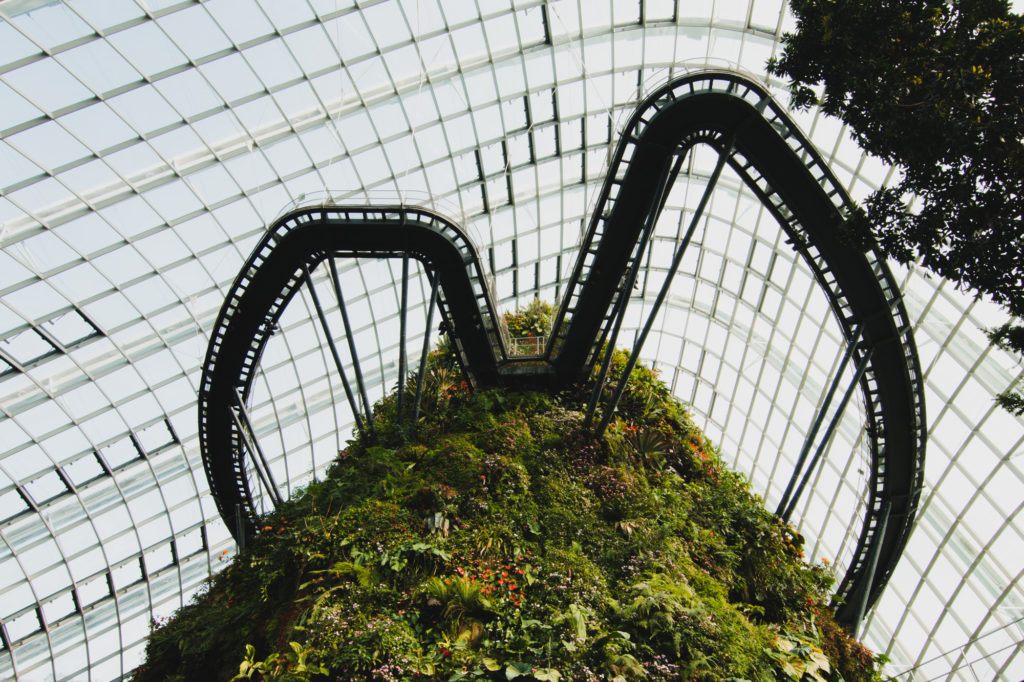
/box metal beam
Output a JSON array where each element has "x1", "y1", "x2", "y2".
[
  {"x1": 585, "y1": 149, "x2": 683, "y2": 428},
  {"x1": 396, "y1": 254, "x2": 410, "y2": 428},
  {"x1": 413, "y1": 272, "x2": 439, "y2": 427},
  {"x1": 230, "y1": 388, "x2": 283, "y2": 508},
  {"x1": 303, "y1": 261, "x2": 365, "y2": 434},
  {"x1": 595, "y1": 140, "x2": 732, "y2": 437},
  {"x1": 853, "y1": 499, "x2": 891, "y2": 638},
  {"x1": 777, "y1": 322, "x2": 866, "y2": 517},
  {"x1": 235, "y1": 503, "x2": 246, "y2": 551},
  {"x1": 781, "y1": 346, "x2": 875, "y2": 522},
  {"x1": 328, "y1": 257, "x2": 376, "y2": 439}
]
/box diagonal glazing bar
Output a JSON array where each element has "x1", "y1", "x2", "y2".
[{"x1": 303, "y1": 261, "x2": 365, "y2": 435}]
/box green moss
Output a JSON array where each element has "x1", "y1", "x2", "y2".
[{"x1": 134, "y1": 341, "x2": 883, "y2": 682}]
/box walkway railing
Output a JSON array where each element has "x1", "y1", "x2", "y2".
[
  {"x1": 548, "y1": 70, "x2": 926, "y2": 629},
  {"x1": 509, "y1": 335, "x2": 547, "y2": 357},
  {"x1": 200, "y1": 70, "x2": 926, "y2": 635}
]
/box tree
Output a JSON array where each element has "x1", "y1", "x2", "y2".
[
  {"x1": 767, "y1": 0, "x2": 1024, "y2": 414},
  {"x1": 135, "y1": 342, "x2": 885, "y2": 681}
]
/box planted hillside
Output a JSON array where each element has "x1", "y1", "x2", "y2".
[{"x1": 135, "y1": 337, "x2": 883, "y2": 681}]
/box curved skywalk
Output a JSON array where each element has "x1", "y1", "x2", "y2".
[
  {"x1": 201, "y1": 72, "x2": 925, "y2": 631},
  {"x1": 0, "y1": 1, "x2": 1022, "y2": 680}
]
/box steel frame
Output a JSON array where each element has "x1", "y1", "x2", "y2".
[{"x1": 199, "y1": 72, "x2": 926, "y2": 629}]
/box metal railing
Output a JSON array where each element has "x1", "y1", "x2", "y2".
[{"x1": 509, "y1": 335, "x2": 547, "y2": 357}]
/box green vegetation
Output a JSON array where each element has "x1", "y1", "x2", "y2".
[
  {"x1": 503, "y1": 299, "x2": 555, "y2": 357},
  {"x1": 767, "y1": 0, "x2": 1024, "y2": 413},
  {"x1": 503, "y1": 299, "x2": 554, "y2": 340},
  {"x1": 135, "y1": 330, "x2": 882, "y2": 680}
]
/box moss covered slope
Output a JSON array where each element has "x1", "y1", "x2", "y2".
[{"x1": 135, "y1": 348, "x2": 881, "y2": 681}]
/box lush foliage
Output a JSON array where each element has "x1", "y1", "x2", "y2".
[
  {"x1": 768, "y1": 0, "x2": 1024, "y2": 411},
  {"x1": 135, "y1": 344, "x2": 882, "y2": 681},
  {"x1": 987, "y1": 324, "x2": 1024, "y2": 416},
  {"x1": 503, "y1": 299, "x2": 555, "y2": 339}
]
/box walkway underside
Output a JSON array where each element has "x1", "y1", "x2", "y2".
[{"x1": 199, "y1": 72, "x2": 925, "y2": 630}]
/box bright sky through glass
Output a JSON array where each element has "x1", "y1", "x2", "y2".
[{"x1": 1, "y1": 0, "x2": 1022, "y2": 680}]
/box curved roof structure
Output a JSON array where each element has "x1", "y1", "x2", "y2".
[{"x1": 0, "y1": 1, "x2": 1021, "y2": 680}]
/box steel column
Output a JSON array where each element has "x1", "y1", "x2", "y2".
[
  {"x1": 776, "y1": 323, "x2": 866, "y2": 517},
  {"x1": 853, "y1": 499, "x2": 891, "y2": 638},
  {"x1": 328, "y1": 257, "x2": 376, "y2": 438},
  {"x1": 781, "y1": 346, "x2": 875, "y2": 522},
  {"x1": 595, "y1": 141, "x2": 731, "y2": 437},
  {"x1": 585, "y1": 150, "x2": 682, "y2": 428},
  {"x1": 303, "y1": 261, "x2": 365, "y2": 434},
  {"x1": 230, "y1": 388, "x2": 283, "y2": 508},
  {"x1": 413, "y1": 273, "x2": 439, "y2": 427},
  {"x1": 396, "y1": 254, "x2": 410, "y2": 427}
]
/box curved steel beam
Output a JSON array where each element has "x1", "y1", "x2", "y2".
[
  {"x1": 200, "y1": 72, "x2": 925, "y2": 630},
  {"x1": 198, "y1": 206, "x2": 504, "y2": 538},
  {"x1": 550, "y1": 71, "x2": 926, "y2": 626}
]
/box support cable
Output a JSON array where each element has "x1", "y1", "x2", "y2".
[{"x1": 889, "y1": 613, "x2": 1024, "y2": 679}]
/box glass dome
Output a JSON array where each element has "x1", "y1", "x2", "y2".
[{"x1": 0, "y1": 1, "x2": 1021, "y2": 679}]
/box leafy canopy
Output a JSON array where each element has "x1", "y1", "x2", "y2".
[{"x1": 768, "y1": 0, "x2": 1024, "y2": 413}]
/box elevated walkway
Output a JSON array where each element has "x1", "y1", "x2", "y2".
[{"x1": 199, "y1": 72, "x2": 925, "y2": 629}]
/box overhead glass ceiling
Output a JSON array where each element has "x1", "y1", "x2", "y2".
[{"x1": 0, "y1": 0, "x2": 1021, "y2": 680}]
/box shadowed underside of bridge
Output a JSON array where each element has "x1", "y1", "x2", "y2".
[{"x1": 199, "y1": 72, "x2": 925, "y2": 629}]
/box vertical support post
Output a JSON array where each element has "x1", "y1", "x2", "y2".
[
  {"x1": 236, "y1": 503, "x2": 246, "y2": 551},
  {"x1": 782, "y1": 346, "x2": 875, "y2": 521},
  {"x1": 776, "y1": 323, "x2": 865, "y2": 517},
  {"x1": 595, "y1": 140, "x2": 732, "y2": 437},
  {"x1": 396, "y1": 254, "x2": 410, "y2": 427},
  {"x1": 413, "y1": 272, "x2": 440, "y2": 427},
  {"x1": 328, "y1": 258, "x2": 376, "y2": 439},
  {"x1": 853, "y1": 499, "x2": 891, "y2": 638}
]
